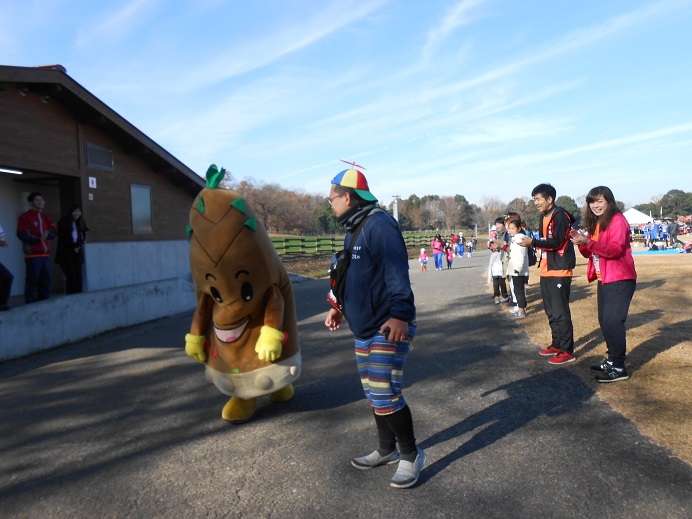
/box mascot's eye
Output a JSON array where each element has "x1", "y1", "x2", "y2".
[
  {"x1": 241, "y1": 282, "x2": 253, "y2": 302},
  {"x1": 210, "y1": 286, "x2": 223, "y2": 303}
]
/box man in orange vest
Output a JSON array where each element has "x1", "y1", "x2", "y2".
[{"x1": 517, "y1": 184, "x2": 577, "y2": 364}]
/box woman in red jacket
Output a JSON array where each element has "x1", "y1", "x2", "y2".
[{"x1": 570, "y1": 186, "x2": 636, "y2": 383}]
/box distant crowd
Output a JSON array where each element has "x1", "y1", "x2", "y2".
[{"x1": 635, "y1": 219, "x2": 687, "y2": 250}]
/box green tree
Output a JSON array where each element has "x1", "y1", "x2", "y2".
[
  {"x1": 659, "y1": 189, "x2": 692, "y2": 216},
  {"x1": 523, "y1": 202, "x2": 541, "y2": 232},
  {"x1": 316, "y1": 199, "x2": 338, "y2": 234},
  {"x1": 556, "y1": 195, "x2": 580, "y2": 226},
  {"x1": 633, "y1": 202, "x2": 657, "y2": 217},
  {"x1": 454, "y1": 194, "x2": 477, "y2": 229},
  {"x1": 505, "y1": 197, "x2": 529, "y2": 220},
  {"x1": 398, "y1": 213, "x2": 413, "y2": 231}
]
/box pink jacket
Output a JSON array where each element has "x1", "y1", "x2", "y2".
[{"x1": 578, "y1": 212, "x2": 636, "y2": 284}]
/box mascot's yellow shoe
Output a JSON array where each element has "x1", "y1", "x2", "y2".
[
  {"x1": 221, "y1": 397, "x2": 257, "y2": 424},
  {"x1": 269, "y1": 384, "x2": 294, "y2": 403}
]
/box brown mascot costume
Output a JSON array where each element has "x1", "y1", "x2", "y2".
[{"x1": 185, "y1": 164, "x2": 301, "y2": 423}]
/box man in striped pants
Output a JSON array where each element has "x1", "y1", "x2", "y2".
[{"x1": 325, "y1": 165, "x2": 425, "y2": 489}]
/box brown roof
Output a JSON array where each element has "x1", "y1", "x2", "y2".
[{"x1": 0, "y1": 64, "x2": 204, "y2": 189}]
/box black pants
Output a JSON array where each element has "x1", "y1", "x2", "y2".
[
  {"x1": 511, "y1": 275, "x2": 528, "y2": 309},
  {"x1": 374, "y1": 405, "x2": 417, "y2": 458},
  {"x1": 597, "y1": 279, "x2": 636, "y2": 368},
  {"x1": 0, "y1": 261, "x2": 13, "y2": 306},
  {"x1": 492, "y1": 276, "x2": 507, "y2": 298},
  {"x1": 59, "y1": 253, "x2": 83, "y2": 294},
  {"x1": 540, "y1": 276, "x2": 574, "y2": 353}
]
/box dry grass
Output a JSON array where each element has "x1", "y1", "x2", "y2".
[
  {"x1": 281, "y1": 254, "x2": 331, "y2": 279},
  {"x1": 511, "y1": 252, "x2": 692, "y2": 464}
]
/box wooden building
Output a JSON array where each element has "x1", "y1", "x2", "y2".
[{"x1": 0, "y1": 64, "x2": 204, "y2": 297}]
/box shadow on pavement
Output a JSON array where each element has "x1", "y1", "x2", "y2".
[{"x1": 417, "y1": 369, "x2": 592, "y2": 483}]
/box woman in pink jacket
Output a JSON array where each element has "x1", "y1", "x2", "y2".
[
  {"x1": 430, "y1": 234, "x2": 444, "y2": 271},
  {"x1": 570, "y1": 186, "x2": 636, "y2": 383}
]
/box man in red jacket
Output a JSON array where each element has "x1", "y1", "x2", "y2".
[{"x1": 17, "y1": 192, "x2": 57, "y2": 303}]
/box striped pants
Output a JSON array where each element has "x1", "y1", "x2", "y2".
[{"x1": 355, "y1": 324, "x2": 415, "y2": 416}]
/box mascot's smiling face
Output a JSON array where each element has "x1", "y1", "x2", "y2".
[
  {"x1": 188, "y1": 176, "x2": 278, "y2": 344},
  {"x1": 194, "y1": 229, "x2": 273, "y2": 343}
]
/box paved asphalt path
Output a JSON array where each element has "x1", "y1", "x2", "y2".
[{"x1": 1, "y1": 250, "x2": 690, "y2": 518}]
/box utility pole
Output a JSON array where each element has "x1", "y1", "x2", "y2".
[{"x1": 392, "y1": 195, "x2": 401, "y2": 222}]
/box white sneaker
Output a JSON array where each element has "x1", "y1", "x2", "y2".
[
  {"x1": 390, "y1": 448, "x2": 426, "y2": 489},
  {"x1": 351, "y1": 450, "x2": 399, "y2": 470}
]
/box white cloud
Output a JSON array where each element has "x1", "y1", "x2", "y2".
[
  {"x1": 423, "y1": 0, "x2": 675, "y2": 102},
  {"x1": 422, "y1": 0, "x2": 488, "y2": 62},
  {"x1": 75, "y1": 0, "x2": 158, "y2": 47},
  {"x1": 173, "y1": 0, "x2": 391, "y2": 92}
]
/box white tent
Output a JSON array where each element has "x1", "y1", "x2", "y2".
[{"x1": 623, "y1": 208, "x2": 653, "y2": 225}]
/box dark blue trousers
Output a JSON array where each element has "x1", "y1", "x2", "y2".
[
  {"x1": 597, "y1": 279, "x2": 636, "y2": 367},
  {"x1": 25, "y1": 256, "x2": 52, "y2": 303}
]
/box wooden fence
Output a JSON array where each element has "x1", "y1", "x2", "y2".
[{"x1": 270, "y1": 232, "x2": 478, "y2": 255}]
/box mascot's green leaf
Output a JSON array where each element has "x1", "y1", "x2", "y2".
[
  {"x1": 205, "y1": 164, "x2": 226, "y2": 189},
  {"x1": 244, "y1": 215, "x2": 257, "y2": 232},
  {"x1": 231, "y1": 197, "x2": 248, "y2": 215},
  {"x1": 186, "y1": 225, "x2": 193, "y2": 241},
  {"x1": 197, "y1": 196, "x2": 205, "y2": 214}
]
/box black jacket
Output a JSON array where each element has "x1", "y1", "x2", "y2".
[
  {"x1": 534, "y1": 206, "x2": 576, "y2": 272},
  {"x1": 55, "y1": 217, "x2": 87, "y2": 266}
]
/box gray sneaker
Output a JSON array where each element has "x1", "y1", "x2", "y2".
[
  {"x1": 351, "y1": 450, "x2": 399, "y2": 470},
  {"x1": 390, "y1": 448, "x2": 426, "y2": 489}
]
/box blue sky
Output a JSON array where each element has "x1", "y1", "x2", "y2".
[{"x1": 2, "y1": 0, "x2": 692, "y2": 208}]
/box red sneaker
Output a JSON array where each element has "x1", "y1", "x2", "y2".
[
  {"x1": 548, "y1": 352, "x2": 576, "y2": 365},
  {"x1": 538, "y1": 346, "x2": 561, "y2": 356}
]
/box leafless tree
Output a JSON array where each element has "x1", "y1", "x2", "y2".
[{"x1": 474, "y1": 196, "x2": 506, "y2": 231}]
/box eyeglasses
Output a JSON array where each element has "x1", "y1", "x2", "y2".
[{"x1": 328, "y1": 193, "x2": 345, "y2": 205}]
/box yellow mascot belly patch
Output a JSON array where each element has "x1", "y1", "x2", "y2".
[{"x1": 185, "y1": 164, "x2": 301, "y2": 423}]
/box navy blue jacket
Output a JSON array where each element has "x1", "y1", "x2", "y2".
[{"x1": 342, "y1": 211, "x2": 415, "y2": 339}]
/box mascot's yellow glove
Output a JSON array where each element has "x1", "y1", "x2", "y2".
[
  {"x1": 255, "y1": 325, "x2": 283, "y2": 362},
  {"x1": 185, "y1": 333, "x2": 206, "y2": 363}
]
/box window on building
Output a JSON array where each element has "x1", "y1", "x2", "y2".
[
  {"x1": 130, "y1": 184, "x2": 153, "y2": 233},
  {"x1": 85, "y1": 142, "x2": 114, "y2": 171}
]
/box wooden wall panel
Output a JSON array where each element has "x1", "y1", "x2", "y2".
[
  {"x1": 80, "y1": 125, "x2": 198, "y2": 243},
  {"x1": 0, "y1": 85, "x2": 199, "y2": 244},
  {"x1": 0, "y1": 91, "x2": 80, "y2": 176}
]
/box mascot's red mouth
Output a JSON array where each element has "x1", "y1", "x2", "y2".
[{"x1": 214, "y1": 317, "x2": 250, "y2": 343}]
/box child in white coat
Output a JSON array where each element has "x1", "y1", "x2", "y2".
[
  {"x1": 487, "y1": 244, "x2": 508, "y2": 303},
  {"x1": 506, "y1": 219, "x2": 530, "y2": 318}
]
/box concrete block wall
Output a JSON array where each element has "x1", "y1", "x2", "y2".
[
  {"x1": 0, "y1": 277, "x2": 196, "y2": 362},
  {"x1": 84, "y1": 240, "x2": 192, "y2": 291}
]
